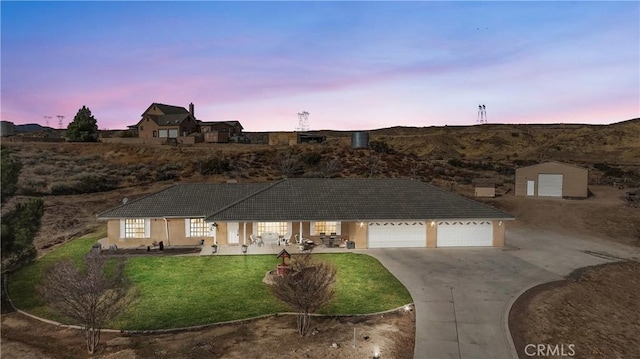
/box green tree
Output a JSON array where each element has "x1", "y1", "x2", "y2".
[
  {"x1": 1, "y1": 147, "x2": 22, "y2": 202},
  {"x1": 66, "y1": 106, "x2": 98, "y2": 142},
  {"x1": 1, "y1": 198, "x2": 45, "y2": 274}
]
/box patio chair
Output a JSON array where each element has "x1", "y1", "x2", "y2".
[{"x1": 283, "y1": 232, "x2": 292, "y2": 246}]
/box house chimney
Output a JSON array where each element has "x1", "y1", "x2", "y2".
[{"x1": 189, "y1": 102, "x2": 195, "y2": 118}]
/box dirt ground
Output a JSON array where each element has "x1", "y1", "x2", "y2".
[
  {"x1": 509, "y1": 261, "x2": 640, "y2": 359},
  {"x1": 1, "y1": 309, "x2": 414, "y2": 359}
]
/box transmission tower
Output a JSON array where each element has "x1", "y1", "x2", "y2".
[
  {"x1": 57, "y1": 115, "x2": 65, "y2": 129},
  {"x1": 477, "y1": 104, "x2": 487, "y2": 124},
  {"x1": 296, "y1": 111, "x2": 309, "y2": 131},
  {"x1": 43, "y1": 115, "x2": 52, "y2": 127}
]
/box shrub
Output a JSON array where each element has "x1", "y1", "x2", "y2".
[
  {"x1": 300, "y1": 151, "x2": 322, "y2": 166},
  {"x1": 196, "y1": 155, "x2": 231, "y2": 175},
  {"x1": 369, "y1": 140, "x2": 393, "y2": 154}
]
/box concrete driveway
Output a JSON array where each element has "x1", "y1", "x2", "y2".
[{"x1": 366, "y1": 227, "x2": 640, "y2": 359}]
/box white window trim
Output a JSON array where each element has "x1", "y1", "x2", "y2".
[
  {"x1": 185, "y1": 218, "x2": 208, "y2": 237},
  {"x1": 252, "y1": 222, "x2": 292, "y2": 236},
  {"x1": 120, "y1": 218, "x2": 150, "y2": 239}
]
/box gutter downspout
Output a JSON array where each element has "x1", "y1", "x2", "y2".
[{"x1": 163, "y1": 218, "x2": 170, "y2": 246}]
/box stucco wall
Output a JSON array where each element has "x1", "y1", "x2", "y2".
[
  {"x1": 515, "y1": 162, "x2": 588, "y2": 198},
  {"x1": 492, "y1": 220, "x2": 506, "y2": 247},
  {"x1": 105, "y1": 218, "x2": 211, "y2": 248},
  {"x1": 427, "y1": 220, "x2": 437, "y2": 248}
]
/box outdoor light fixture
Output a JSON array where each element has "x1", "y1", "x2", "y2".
[
  {"x1": 430, "y1": 221, "x2": 436, "y2": 227},
  {"x1": 359, "y1": 222, "x2": 364, "y2": 228},
  {"x1": 403, "y1": 305, "x2": 411, "y2": 313},
  {"x1": 499, "y1": 221, "x2": 503, "y2": 226}
]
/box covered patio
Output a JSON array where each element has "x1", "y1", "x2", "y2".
[{"x1": 198, "y1": 241, "x2": 358, "y2": 256}]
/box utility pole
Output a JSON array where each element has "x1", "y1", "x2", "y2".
[{"x1": 57, "y1": 115, "x2": 65, "y2": 129}]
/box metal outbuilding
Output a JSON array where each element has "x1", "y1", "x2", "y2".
[{"x1": 515, "y1": 161, "x2": 588, "y2": 198}]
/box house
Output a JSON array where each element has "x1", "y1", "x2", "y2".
[
  {"x1": 97, "y1": 178, "x2": 514, "y2": 249},
  {"x1": 473, "y1": 179, "x2": 496, "y2": 198},
  {"x1": 515, "y1": 161, "x2": 588, "y2": 198},
  {"x1": 199, "y1": 121, "x2": 244, "y2": 143},
  {"x1": 136, "y1": 103, "x2": 199, "y2": 139}
]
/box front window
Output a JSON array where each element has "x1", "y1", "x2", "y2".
[
  {"x1": 256, "y1": 222, "x2": 288, "y2": 236},
  {"x1": 124, "y1": 219, "x2": 146, "y2": 238},
  {"x1": 189, "y1": 218, "x2": 208, "y2": 237},
  {"x1": 314, "y1": 221, "x2": 338, "y2": 234}
]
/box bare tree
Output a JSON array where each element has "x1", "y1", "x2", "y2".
[
  {"x1": 322, "y1": 158, "x2": 342, "y2": 177},
  {"x1": 38, "y1": 255, "x2": 134, "y2": 354},
  {"x1": 277, "y1": 152, "x2": 299, "y2": 177},
  {"x1": 367, "y1": 155, "x2": 380, "y2": 177},
  {"x1": 268, "y1": 253, "x2": 337, "y2": 336},
  {"x1": 410, "y1": 159, "x2": 421, "y2": 180}
]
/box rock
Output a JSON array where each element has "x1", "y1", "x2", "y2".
[{"x1": 331, "y1": 342, "x2": 339, "y2": 349}]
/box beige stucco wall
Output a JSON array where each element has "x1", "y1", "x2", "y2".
[
  {"x1": 515, "y1": 162, "x2": 588, "y2": 198},
  {"x1": 427, "y1": 220, "x2": 437, "y2": 248},
  {"x1": 492, "y1": 220, "x2": 506, "y2": 247},
  {"x1": 105, "y1": 218, "x2": 212, "y2": 248},
  {"x1": 268, "y1": 132, "x2": 297, "y2": 146},
  {"x1": 347, "y1": 222, "x2": 368, "y2": 249}
]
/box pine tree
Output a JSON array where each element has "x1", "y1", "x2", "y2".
[{"x1": 66, "y1": 106, "x2": 98, "y2": 142}]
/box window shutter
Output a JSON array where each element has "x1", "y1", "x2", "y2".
[
  {"x1": 185, "y1": 219, "x2": 191, "y2": 237},
  {"x1": 145, "y1": 219, "x2": 151, "y2": 238},
  {"x1": 120, "y1": 219, "x2": 126, "y2": 239}
]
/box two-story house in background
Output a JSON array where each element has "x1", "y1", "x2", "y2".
[{"x1": 136, "y1": 103, "x2": 199, "y2": 139}]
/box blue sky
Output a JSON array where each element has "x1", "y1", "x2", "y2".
[{"x1": 1, "y1": 1, "x2": 638, "y2": 131}]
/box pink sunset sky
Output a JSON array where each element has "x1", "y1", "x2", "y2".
[{"x1": 1, "y1": 2, "x2": 638, "y2": 131}]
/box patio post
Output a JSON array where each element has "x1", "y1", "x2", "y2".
[
  {"x1": 243, "y1": 222, "x2": 247, "y2": 245},
  {"x1": 299, "y1": 221, "x2": 303, "y2": 243}
]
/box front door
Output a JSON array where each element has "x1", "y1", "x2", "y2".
[
  {"x1": 527, "y1": 180, "x2": 535, "y2": 196},
  {"x1": 227, "y1": 222, "x2": 239, "y2": 244}
]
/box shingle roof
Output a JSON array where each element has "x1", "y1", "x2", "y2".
[
  {"x1": 98, "y1": 179, "x2": 514, "y2": 221},
  {"x1": 97, "y1": 183, "x2": 270, "y2": 219},
  {"x1": 150, "y1": 103, "x2": 189, "y2": 115}
]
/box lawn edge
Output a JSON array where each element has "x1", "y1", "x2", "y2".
[{"x1": 6, "y1": 302, "x2": 415, "y2": 335}]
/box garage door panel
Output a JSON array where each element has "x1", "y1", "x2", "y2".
[
  {"x1": 368, "y1": 221, "x2": 425, "y2": 248},
  {"x1": 538, "y1": 174, "x2": 563, "y2": 197},
  {"x1": 437, "y1": 220, "x2": 493, "y2": 247}
]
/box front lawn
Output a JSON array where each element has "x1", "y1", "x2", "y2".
[{"x1": 9, "y1": 237, "x2": 412, "y2": 330}]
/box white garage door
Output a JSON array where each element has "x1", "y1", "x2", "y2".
[
  {"x1": 538, "y1": 174, "x2": 563, "y2": 197},
  {"x1": 368, "y1": 221, "x2": 426, "y2": 248},
  {"x1": 437, "y1": 221, "x2": 493, "y2": 247}
]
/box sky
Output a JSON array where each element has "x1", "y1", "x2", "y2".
[{"x1": 1, "y1": 1, "x2": 638, "y2": 132}]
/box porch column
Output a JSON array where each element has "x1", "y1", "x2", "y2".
[
  {"x1": 299, "y1": 221, "x2": 303, "y2": 243},
  {"x1": 243, "y1": 222, "x2": 247, "y2": 245}
]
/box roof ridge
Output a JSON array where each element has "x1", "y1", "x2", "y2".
[{"x1": 205, "y1": 179, "x2": 287, "y2": 219}]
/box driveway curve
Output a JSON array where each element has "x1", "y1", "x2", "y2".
[{"x1": 365, "y1": 227, "x2": 640, "y2": 359}]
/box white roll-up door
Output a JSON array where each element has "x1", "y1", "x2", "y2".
[
  {"x1": 538, "y1": 174, "x2": 563, "y2": 197},
  {"x1": 368, "y1": 221, "x2": 426, "y2": 248},
  {"x1": 437, "y1": 220, "x2": 493, "y2": 247}
]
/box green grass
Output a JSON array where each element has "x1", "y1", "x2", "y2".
[{"x1": 9, "y1": 238, "x2": 412, "y2": 330}]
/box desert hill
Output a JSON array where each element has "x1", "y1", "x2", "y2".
[{"x1": 2, "y1": 119, "x2": 639, "y2": 253}]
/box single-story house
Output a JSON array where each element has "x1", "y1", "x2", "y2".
[
  {"x1": 515, "y1": 161, "x2": 588, "y2": 198},
  {"x1": 98, "y1": 178, "x2": 514, "y2": 249},
  {"x1": 473, "y1": 179, "x2": 496, "y2": 198},
  {"x1": 198, "y1": 121, "x2": 244, "y2": 143},
  {"x1": 136, "y1": 103, "x2": 199, "y2": 139}
]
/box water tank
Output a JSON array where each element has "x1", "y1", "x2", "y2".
[{"x1": 351, "y1": 131, "x2": 369, "y2": 149}]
